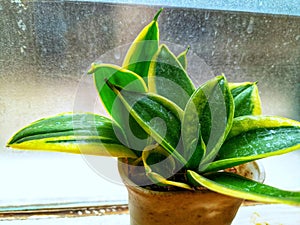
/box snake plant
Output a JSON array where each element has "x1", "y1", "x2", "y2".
[{"x1": 7, "y1": 9, "x2": 300, "y2": 205}]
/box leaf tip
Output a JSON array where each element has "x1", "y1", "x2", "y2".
[
  {"x1": 6, "y1": 134, "x2": 18, "y2": 146},
  {"x1": 88, "y1": 63, "x2": 97, "y2": 74},
  {"x1": 185, "y1": 45, "x2": 190, "y2": 53},
  {"x1": 153, "y1": 8, "x2": 163, "y2": 22},
  {"x1": 157, "y1": 44, "x2": 172, "y2": 57},
  {"x1": 216, "y1": 73, "x2": 227, "y2": 82}
]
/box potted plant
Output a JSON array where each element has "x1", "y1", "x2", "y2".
[{"x1": 7, "y1": 9, "x2": 300, "y2": 225}]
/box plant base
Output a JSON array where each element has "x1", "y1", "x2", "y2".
[{"x1": 118, "y1": 161, "x2": 264, "y2": 225}]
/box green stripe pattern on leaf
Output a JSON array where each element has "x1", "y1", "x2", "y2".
[
  {"x1": 89, "y1": 63, "x2": 148, "y2": 152},
  {"x1": 182, "y1": 75, "x2": 234, "y2": 170},
  {"x1": 148, "y1": 44, "x2": 195, "y2": 109},
  {"x1": 122, "y1": 9, "x2": 162, "y2": 81},
  {"x1": 88, "y1": 63, "x2": 147, "y2": 117},
  {"x1": 7, "y1": 113, "x2": 136, "y2": 158},
  {"x1": 229, "y1": 82, "x2": 262, "y2": 117},
  {"x1": 187, "y1": 170, "x2": 300, "y2": 205},
  {"x1": 107, "y1": 82, "x2": 187, "y2": 165},
  {"x1": 205, "y1": 116, "x2": 300, "y2": 172}
]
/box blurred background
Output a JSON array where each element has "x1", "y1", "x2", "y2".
[{"x1": 0, "y1": 0, "x2": 299, "y2": 209}]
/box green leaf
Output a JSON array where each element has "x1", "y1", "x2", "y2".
[
  {"x1": 229, "y1": 82, "x2": 262, "y2": 117},
  {"x1": 187, "y1": 170, "x2": 300, "y2": 205},
  {"x1": 88, "y1": 63, "x2": 148, "y2": 153},
  {"x1": 88, "y1": 63, "x2": 147, "y2": 118},
  {"x1": 146, "y1": 171, "x2": 194, "y2": 190},
  {"x1": 122, "y1": 9, "x2": 162, "y2": 82},
  {"x1": 107, "y1": 81, "x2": 187, "y2": 166},
  {"x1": 205, "y1": 116, "x2": 300, "y2": 172},
  {"x1": 142, "y1": 144, "x2": 175, "y2": 178},
  {"x1": 7, "y1": 113, "x2": 137, "y2": 158},
  {"x1": 182, "y1": 75, "x2": 234, "y2": 170},
  {"x1": 148, "y1": 44, "x2": 195, "y2": 109},
  {"x1": 141, "y1": 144, "x2": 192, "y2": 189},
  {"x1": 177, "y1": 46, "x2": 190, "y2": 70}
]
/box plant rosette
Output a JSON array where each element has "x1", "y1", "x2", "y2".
[{"x1": 7, "y1": 9, "x2": 300, "y2": 225}]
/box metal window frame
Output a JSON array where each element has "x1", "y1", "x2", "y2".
[{"x1": 70, "y1": 0, "x2": 300, "y2": 16}]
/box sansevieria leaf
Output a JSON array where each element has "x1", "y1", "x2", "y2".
[
  {"x1": 182, "y1": 75, "x2": 234, "y2": 170},
  {"x1": 177, "y1": 46, "x2": 190, "y2": 71},
  {"x1": 142, "y1": 144, "x2": 176, "y2": 178},
  {"x1": 107, "y1": 81, "x2": 187, "y2": 166},
  {"x1": 89, "y1": 63, "x2": 148, "y2": 152},
  {"x1": 145, "y1": 171, "x2": 193, "y2": 190},
  {"x1": 7, "y1": 113, "x2": 137, "y2": 158},
  {"x1": 88, "y1": 63, "x2": 147, "y2": 117},
  {"x1": 229, "y1": 82, "x2": 262, "y2": 117},
  {"x1": 204, "y1": 115, "x2": 300, "y2": 172},
  {"x1": 122, "y1": 9, "x2": 162, "y2": 82},
  {"x1": 187, "y1": 170, "x2": 300, "y2": 205},
  {"x1": 148, "y1": 44, "x2": 195, "y2": 109},
  {"x1": 141, "y1": 144, "x2": 192, "y2": 190}
]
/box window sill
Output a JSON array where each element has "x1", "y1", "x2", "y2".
[{"x1": 1, "y1": 202, "x2": 299, "y2": 225}]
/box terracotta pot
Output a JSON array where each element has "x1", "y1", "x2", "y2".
[{"x1": 118, "y1": 160, "x2": 265, "y2": 225}]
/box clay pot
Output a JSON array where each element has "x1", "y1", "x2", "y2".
[{"x1": 118, "y1": 161, "x2": 265, "y2": 225}]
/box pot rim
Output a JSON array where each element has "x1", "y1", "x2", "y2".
[{"x1": 118, "y1": 159, "x2": 265, "y2": 195}]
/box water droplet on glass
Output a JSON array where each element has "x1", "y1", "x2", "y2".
[
  {"x1": 114, "y1": 51, "x2": 121, "y2": 60},
  {"x1": 20, "y1": 46, "x2": 26, "y2": 54},
  {"x1": 201, "y1": 27, "x2": 206, "y2": 32},
  {"x1": 204, "y1": 11, "x2": 210, "y2": 20},
  {"x1": 226, "y1": 38, "x2": 232, "y2": 48},
  {"x1": 295, "y1": 35, "x2": 300, "y2": 41},
  {"x1": 214, "y1": 30, "x2": 218, "y2": 37},
  {"x1": 246, "y1": 17, "x2": 255, "y2": 34},
  {"x1": 102, "y1": 25, "x2": 108, "y2": 32},
  {"x1": 17, "y1": 19, "x2": 26, "y2": 31},
  {"x1": 11, "y1": 0, "x2": 22, "y2": 4}
]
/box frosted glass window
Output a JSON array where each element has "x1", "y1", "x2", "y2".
[{"x1": 0, "y1": 0, "x2": 299, "y2": 212}]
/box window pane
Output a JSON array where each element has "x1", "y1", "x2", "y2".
[{"x1": 0, "y1": 1, "x2": 299, "y2": 209}]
